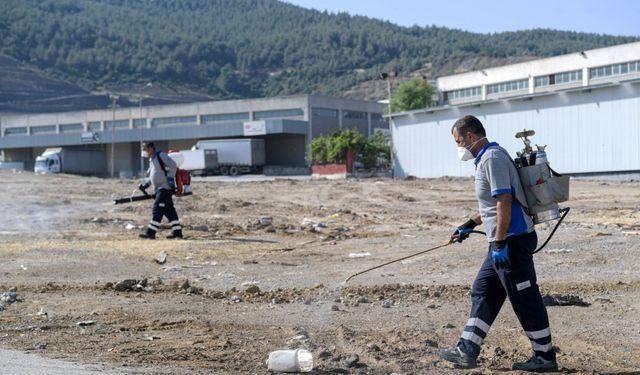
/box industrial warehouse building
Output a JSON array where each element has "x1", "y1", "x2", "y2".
[
  {"x1": 391, "y1": 41, "x2": 640, "y2": 179},
  {"x1": 0, "y1": 95, "x2": 386, "y2": 176}
]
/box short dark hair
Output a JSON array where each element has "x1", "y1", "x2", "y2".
[
  {"x1": 142, "y1": 142, "x2": 155, "y2": 149},
  {"x1": 452, "y1": 115, "x2": 486, "y2": 137}
]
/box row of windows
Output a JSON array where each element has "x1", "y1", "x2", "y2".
[
  {"x1": 31, "y1": 125, "x2": 57, "y2": 135},
  {"x1": 371, "y1": 113, "x2": 386, "y2": 123},
  {"x1": 3, "y1": 127, "x2": 27, "y2": 136},
  {"x1": 254, "y1": 108, "x2": 304, "y2": 120},
  {"x1": 590, "y1": 61, "x2": 640, "y2": 79},
  {"x1": 536, "y1": 70, "x2": 583, "y2": 87},
  {"x1": 104, "y1": 119, "x2": 130, "y2": 131},
  {"x1": 202, "y1": 112, "x2": 250, "y2": 124},
  {"x1": 60, "y1": 123, "x2": 83, "y2": 133},
  {"x1": 343, "y1": 110, "x2": 367, "y2": 120},
  {"x1": 151, "y1": 116, "x2": 197, "y2": 128},
  {"x1": 487, "y1": 79, "x2": 529, "y2": 95},
  {"x1": 444, "y1": 59, "x2": 640, "y2": 103},
  {"x1": 446, "y1": 86, "x2": 481, "y2": 101},
  {"x1": 3, "y1": 108, "x2": 386, "y2": 136},
  {"x1": 312, "y1": 108, "x2": 384, "y2": 122},
  {"x1": 312, "y1": 108, "x2": 338, "y2": 118},
  {"x1": 132, "y1": 118, "x2": 147, "y2": 128}
]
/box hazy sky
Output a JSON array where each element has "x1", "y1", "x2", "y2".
[{"x1": 284, "y1": 0, "x2": 640, "y2": 37}]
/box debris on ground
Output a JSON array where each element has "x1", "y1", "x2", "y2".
[
  {"x1": 0, "y1": 291, "x2": 18, "y2": 303},
  {"x1": 155, "y1": 251, "x2": 168, "y2": 265},
  {"x1": 76, "y1": 320, "x2": 97, "y2": 327},
  {"x1": 113, "y1": 278, "x2": 152, "y2": 292},
  {"x1": 542, "y1": 294, "x2": 591, "y2": 307}
]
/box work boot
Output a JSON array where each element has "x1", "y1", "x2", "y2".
[
  {"x1": 139, "y1": 232, "x2": 156, "y2": 239},
  {"x1": 166, "y1": 231, "x2": 183, "y2": 239},
  {"x1": 512, "y1": 356, "x2": 558, "y2": 372},
  {"x1": 438, "y1": 347, "x2": 477, "y2": 369}
]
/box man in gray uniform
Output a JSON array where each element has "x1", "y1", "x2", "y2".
[
  {"x1": 139, "y1": 142, "x2": 183, "y2": 239},
  {"x1": 438, "y1": 115, "x2": 558, "y2": 372}
]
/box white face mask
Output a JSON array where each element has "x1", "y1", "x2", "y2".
[
  {"x1": 457, "y1": 136, "x2": 486, "y2": 161},
  {"x1": 141, "y1": 150, "x2": 149, "y2": 158}
]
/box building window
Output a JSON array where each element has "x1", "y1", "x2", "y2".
[
  {"x1": 343, "y1": 110, "x2": 367, "y2": 120},
  {"x1": 445, "y1": 86, "x2": 481, "y2": 101},
  {"x1": 88, "y1": 121, "x2": 101, "y2": 132},
  {"x1": 487, "y1": 79, "x2": 528, "y2": 95},
  {"x1": 104, "y1": 119, "x2": 130, "y2": 130},
  {"x1": 371, "y1": 113, "x2": 385, "y2": 122},
  {"x1": 31, "y1": 125, "x2": 57, "y2": 135},
  {"x1": 4, "y1": 127, "x2": 27, "y2": 136},
  {"x1": 60, "y1": 123, "x2": 83, "y2": 133},
  {"x1": 132, "y1": 118, "x2": 147, "y2": 128},
  {"x1": 201, "y1": 112, "x2": 250, "y2": 124},
  {"x1": 535, "y1": 70, "x2": 582, "y2": 88},
  {"x1": 312, "y1": 108, "x2": 338, "y2": 118},
  {"x1": 254, "y1": 108, "x2": 304, "y2": 120},
  {"x1": 590, "y1": 60, "x2": 640, "y2": 79},
  {"x1": 535, "y1": 76, "x2": 550, "y2": 87},
  {"x1": 151, "y1": 116, "x2": 197, "y2": 128}
]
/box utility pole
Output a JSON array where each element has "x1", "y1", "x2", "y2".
[
  {"x1": 137, "y1": 95, "x2": 144, "y2": 177},
  {"x1": 379, "y1": 73, "x2": 395, "y2": 179},
  {"x1": 109, "y1": 94, "x2": 119, "y2": 178}
]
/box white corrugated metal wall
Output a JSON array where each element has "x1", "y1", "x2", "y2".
[{"x1": 392, "y1": 82, "x2": 640, "y2": 178}]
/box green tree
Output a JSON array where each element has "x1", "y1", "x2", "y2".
[{"x1": 391, "y1": 77, "x2": 433, "y2": 112}]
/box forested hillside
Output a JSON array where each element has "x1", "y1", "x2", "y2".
[{"x1": 0, "y1": 0, "x2": 636, "y2": 104}]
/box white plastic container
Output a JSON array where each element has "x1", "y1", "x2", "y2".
[{"x1": 266, "y1": 349, "x2": 313, "y2": 372}]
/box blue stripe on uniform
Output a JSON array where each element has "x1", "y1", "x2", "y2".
[
  {"x1": 491, "y1": 186, "x2": 529, "y2": 236},
  {"x1": 491, "y1": 188, "x2": 512, "y2": 197},
  {"x1": 508, "y1": 201, "x2": 529, "y2": 235}
]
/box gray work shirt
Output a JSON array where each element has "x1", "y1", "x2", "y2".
[
  {"x1": 145, "y1": 151, "x2": 177, "y2": 193},
  {"x1": 474, "y1": 142, "x2": 534, "y2": 242}
]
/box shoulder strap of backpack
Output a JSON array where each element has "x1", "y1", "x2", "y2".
[{"x1": 156, "y1": 152, "x2": 168, "y2": 177}]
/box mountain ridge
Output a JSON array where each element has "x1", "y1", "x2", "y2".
[{"x1": 0, "y1": 0, "x2": 636, "y2": 113}]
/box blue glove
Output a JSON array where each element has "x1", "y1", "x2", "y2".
[
  {"x1": 453, "y1": 218, "x2": 477, "y2": 243},
  {"x1": 167, "y1": 177, "x2": 176, "y2": 190},
  {"x1": 490, "y1": 240, "x2": 510, "y2": 269}
]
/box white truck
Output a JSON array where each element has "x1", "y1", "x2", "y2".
[
  {"x1": 193, "y1": 138, "x2": 266, "y2": 176},
  {"x1": 34, "y1": 148, "x2": 107, "y2": 176}
]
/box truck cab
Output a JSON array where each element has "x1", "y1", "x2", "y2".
[{"x1": 34, "y1": 150, "x2": 61, "y2": 174}]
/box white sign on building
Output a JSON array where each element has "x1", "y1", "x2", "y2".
[{"x1": 243, "y1": 121, "x2": 267, "y2": 136}]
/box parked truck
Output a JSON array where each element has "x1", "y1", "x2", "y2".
[
  {"x1": 193, "y1": 138, "x2": 266, "y2": 176},
  {"x1": 34, "y1": 148, "x2": 107, "y2": 176}
]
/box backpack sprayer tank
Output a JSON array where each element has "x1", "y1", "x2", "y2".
[{"x1": 513, "y1": 129, "x2": 570, "y2": 224}]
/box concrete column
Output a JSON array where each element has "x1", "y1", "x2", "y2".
[
  {"x1": 528, "y1": 76, "x2": 535, "y2": 94},
  {"x1": 338, "y1": 109, "x2": 343, "y2": 129},
  {"x1": 481, "y1": 85, "x2": 487, "y2": 101},
  {"x1": 367, "y1": 112, "x2": 372, "y2": 137},
  {"x1": 582, "y1": 67, "x2": 589, "y2": 86}
]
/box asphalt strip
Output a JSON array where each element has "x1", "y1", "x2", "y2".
[{"x1": 0, "y1": 349, "x2": 123, "y2": 375}]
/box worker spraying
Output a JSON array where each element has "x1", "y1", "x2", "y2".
[
  {"x1": 138, "y1": 142, "x2": 183, "y2": 239},
  {"x1": 438, "y1": 115, "x2": 558, "y2": 372}
]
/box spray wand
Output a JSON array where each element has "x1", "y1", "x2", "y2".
[{"x1": 344, "y1": 230, "x2": 485, "y2": 284}]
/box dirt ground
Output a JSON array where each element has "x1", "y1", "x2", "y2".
[{"x1": 1, "y1": 170, "x2": 639, "y2": 374}]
